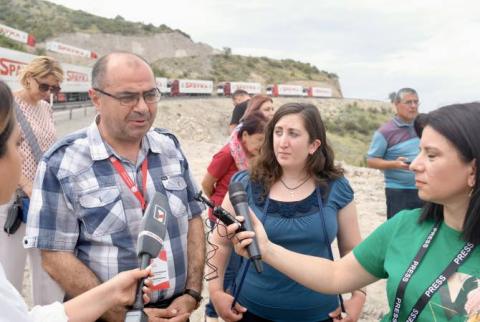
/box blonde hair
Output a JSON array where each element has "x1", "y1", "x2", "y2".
[{"x1": 19, "y1": 56, "x2": 64, "y2": 87}]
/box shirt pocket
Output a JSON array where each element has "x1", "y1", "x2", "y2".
[
  {"x1": 78, "y1": 187, "x2": 127, "y2": 237},
  {"x1": 161, "y1": 175, "x2": 188, "y2": 218}
]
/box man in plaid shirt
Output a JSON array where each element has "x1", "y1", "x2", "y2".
[{"x1": 24, "y1": 52, "x2": 205, "y2": 322}]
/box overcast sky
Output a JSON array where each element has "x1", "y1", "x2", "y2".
[{"x1": 48, "y1": 0, "x2": 480, "y2": 111}]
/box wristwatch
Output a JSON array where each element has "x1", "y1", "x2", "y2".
[{"x1": 183, "y1": 288, "x2": 203, "y2": 308}]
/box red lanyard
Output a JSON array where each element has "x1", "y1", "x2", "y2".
[{"x1": 110, "y1": 156, "x2": 148, "y2": 210}]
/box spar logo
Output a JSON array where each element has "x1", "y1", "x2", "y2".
[
  {"x1": 238, "y1": 84, "x2": 257, "y2": 91},
  {"x1": 66, "y1": 71, "x2": 89, "y2": 82},
  {"x1": 0, "y1": 58, "x2": 27, "y2": 77},
  {"x1": 184, "y1": 82, "x2": 209, "y2": 89}
]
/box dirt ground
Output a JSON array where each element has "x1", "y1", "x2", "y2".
[{"x1": 23, "y1": 98, "x2": 389, "y2": 321}]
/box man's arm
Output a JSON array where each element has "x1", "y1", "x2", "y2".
[
  {"x1": 166, "y1": 216, "x2": 205, "y2": 316},
  {"x1": 366, "y1": 130, "x2": 410, "y2": 171},
  {"x1": 41, "y1": 250, "x2": 126, "y2": 321},
  {"x1": 367, "y1": 157, "x2": 410, "y2": 170},
  {"x1": 185, "y1": 216, "x2": 205, "y2": 292},
  {"x1": 201, "y1": 173, "x2": 217, "y2": 198}
]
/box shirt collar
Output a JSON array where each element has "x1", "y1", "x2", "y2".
[
  {"x1": 145, "y1": 130, "x2": 164, "y2": 154},
  {"x1": 393, "y1": 115, "x2": 414, "y2": 128},
  {"x1": 87, "y1": 116, "x2": 161, "y2": 161}
]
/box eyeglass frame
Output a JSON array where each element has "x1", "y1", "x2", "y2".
[
  {"x1": 33, "y1": 78, "x2": 61, "y2": 94},
  {"x1": 93, "y1": 87, "x2": 161, "y2": 107}
]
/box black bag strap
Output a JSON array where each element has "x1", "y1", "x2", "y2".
[
  {"x1": 4, "y1": 198, "x2": 22, "y2": 235},
  {"x1": 14, "y1": 101, "x2": 43, "y2": 163}
]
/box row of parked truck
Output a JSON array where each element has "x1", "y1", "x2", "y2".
[
  {"x1": 159, "y1": 79, "x2": 333, "y2": 98},
  {"x1": 1, "y1": 46, "x2": 334, "y2": 103}
]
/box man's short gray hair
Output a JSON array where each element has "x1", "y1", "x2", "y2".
[{"x1": 394, "y1": 88, "x2": 418, "y2": 104}]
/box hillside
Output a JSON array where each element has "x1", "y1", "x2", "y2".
[
  {"x1": 47, "y1": 31, "x2": 218, "y2": 66},
  {"x1": 52, "y1": 97, "x2": 391, "y2": 167},
  {"x1": 151, "y1": 97, "x2": 391, "y2": 166},
  {"x1": 0, "y1": 0, "x2": 182, "y2": 41},
  {"x1": 0, "y1": 0, "x2": 215, "y2": 64},
  {"x1": 153, "y1": 54, "x2": 342, "y2": 96},
  {"x1": 1, "y1": 0, "x2": 342, "y2": 94}
]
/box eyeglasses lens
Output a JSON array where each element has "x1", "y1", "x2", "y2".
[{"x1": 37, "y1": 81, "x2": 61, "y2": 94}]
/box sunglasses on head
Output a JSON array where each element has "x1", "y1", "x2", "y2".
[{"x1": 34, "y1": 78, "x2": 61, "y2": 94}]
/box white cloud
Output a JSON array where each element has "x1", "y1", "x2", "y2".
[{"x1": 46, "y1": 0, "x2": 480, "y2": 110}]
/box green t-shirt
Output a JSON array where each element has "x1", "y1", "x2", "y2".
[{"x1": 353, "y1": 209, "x2": 480, "y2": 321}]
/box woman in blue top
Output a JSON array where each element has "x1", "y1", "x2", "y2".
[{"x1": 209, "y1": 103, "x2": 366, "y2": 322}]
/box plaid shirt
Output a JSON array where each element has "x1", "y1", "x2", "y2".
[{"x1": 24, "y1": 121, "x2": 204, "y2": 302}]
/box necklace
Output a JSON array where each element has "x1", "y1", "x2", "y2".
[{"x1": 279, "y1": 175, "x2": 311, "y2": 191}]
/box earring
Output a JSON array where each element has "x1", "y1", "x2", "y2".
[{"x1": 469, "y1": 189, "x2": 474, "y2": 198}]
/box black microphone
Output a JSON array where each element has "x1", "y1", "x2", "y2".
[
  {"x1": 125, "y1": 192, "x2": 169, "y2": 322},
  {"x1": 228, "y1": 182, "x2": 263, "y2": 273},
  {"x1": 194, "y1": 191, "x2": 245, "y2": 230}
]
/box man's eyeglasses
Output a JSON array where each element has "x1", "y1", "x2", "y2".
[
  {"x1": 401, "y1": 99, "x2": 420, "y2": 106},
  {"x1": 93, "y1": 88, "x2": 161, "y2": 107},
  {"x1": 34, "y1": 79, "x2": 61, "y2": 94}
]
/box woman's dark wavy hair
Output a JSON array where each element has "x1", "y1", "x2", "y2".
[
  {"x1": 237, "y1": 112, "x2": 268, "y2": 139},
  {"x1": 0, "y1": 81, "x2": 15, "y2": 158},
  {"x1": 415, "y1": 102, "x2": 480, "y2": 244},
  {"x1": 250, "y1": 103, "x2": 343, "y2": 195}
]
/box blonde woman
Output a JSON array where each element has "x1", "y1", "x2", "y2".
[{"x1": 0, "y1": 56, "x2": 63, "y2": 304}]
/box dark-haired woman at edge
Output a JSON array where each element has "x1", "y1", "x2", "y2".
[{"x1": 231, "y1": 103, "x2": 480, "y2": 321}]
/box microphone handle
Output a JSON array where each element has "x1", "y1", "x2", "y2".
[
  {"x1": 132, "y1": 253, "x2": 151, "y2": 309},
  {"x1": 239, "y1": 203, "x2": 263, "y2": 273}
]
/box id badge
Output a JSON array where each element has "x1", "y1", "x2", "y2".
[{"x1": 150, "y1": 249, "x2": 170, "y2": 291}]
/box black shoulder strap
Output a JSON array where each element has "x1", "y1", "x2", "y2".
[{"x1": 14, "y1": 102, "x2": 43, "y2": 163}]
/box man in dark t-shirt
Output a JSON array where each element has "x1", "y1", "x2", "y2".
[{"x1": 229, "y1": 89, "x2": 250, "y2": 132}]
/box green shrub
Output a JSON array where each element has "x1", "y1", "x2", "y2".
[
  {"x1": 0, "y1": 0, "x2": 177, "y2": 41},
  {"x1": 0, "y1": 34, "x2": 26, "y2": 52}
]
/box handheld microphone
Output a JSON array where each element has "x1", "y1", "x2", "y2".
[
  {"x1": 125, "y1": 192, "x2": 169, "y2": 322},
  {"x1": 228, "y1": 182, "x2": 263, "y2": 273},
  {"x1": 194, "y1": 191, "x2": 245, "y2": 230}
]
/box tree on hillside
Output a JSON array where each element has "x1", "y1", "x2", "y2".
[{"x1": 223, "y1": 47, "x2": 232, "y2": 57}]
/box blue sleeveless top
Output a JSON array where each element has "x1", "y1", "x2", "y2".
[{"x1": 232, "y1": 171, "x2": 354, "y2": 322}]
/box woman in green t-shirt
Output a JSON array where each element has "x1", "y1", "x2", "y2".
[{"x1": 229, "y1": 102, "x2": 480, "y2": 322}]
